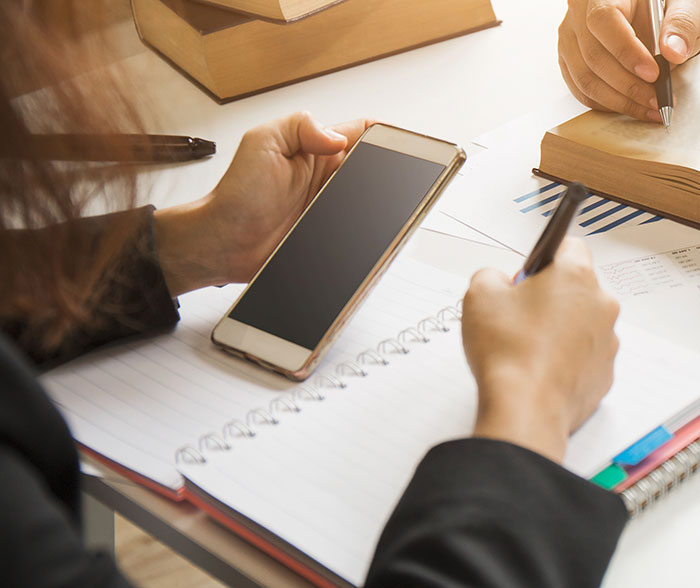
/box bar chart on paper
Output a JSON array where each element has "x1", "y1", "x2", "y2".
[{"x1": 514, "y1": 182, "x2": 665, "y2": 236}]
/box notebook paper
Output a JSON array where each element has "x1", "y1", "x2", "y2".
[{"x1": 40, "y1": 256, "x2": 468, "y2": 493}]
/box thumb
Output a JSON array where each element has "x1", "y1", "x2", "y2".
[
  {"x1": 660, "y1": 0, "x2": 700, "y2": 63},
  {"x1": 295, "y1": 111, "x2": 347, "y2": 156},
  {"x1": 273, "y1": 111, "x2": 347, "y2": 158}
]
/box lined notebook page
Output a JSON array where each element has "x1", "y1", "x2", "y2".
[
  {"x1": 39, "y1": 256, "x2": 468, "y2": 492},
  {"x1": 178, "y1": 317, "x2": 700, "y2": 585}
]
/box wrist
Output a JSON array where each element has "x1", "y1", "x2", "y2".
[
  {"x1": 473, "y1": 367, "x2": 570, "y2": 463},
  {"x1": 153, "y1": 197, "x2": 227, "y2": 297}
]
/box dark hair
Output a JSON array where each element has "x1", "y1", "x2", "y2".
[{"x1": 0, "y1": 1, "x2": 147, "y2": 352}]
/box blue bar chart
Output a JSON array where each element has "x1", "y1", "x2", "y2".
[{"x1": 514, "y1": 182, "x2": 664, "y2": 235}]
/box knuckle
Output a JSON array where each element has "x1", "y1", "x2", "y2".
[
  {"x1": 586, "y1": 3, "x2": 615, "y2": 30},
  {"x1": 240, "y1": 127, "x2": 259, "y2": 144},
  {"x1": 575, "y1": 69, "x2": 602, "y2": 99},
  {"x1": 620, "y1": 98, "x2": 651, "y2": 120},
  {"x1": 613, "y1": 44, "x2": 638, "y2": 68},
  {"x1": 467, "y1": 269, "x2": 490, "y2": 293},
  {"x1": 666, "y1": 10, "x2": 698, "y2": 39},
  {"x1": 623, "y1": 79, "x2": 649, "y2": 103},
  {"x1": 579, "y1": 39, "x2": 604, "y2": 67}
]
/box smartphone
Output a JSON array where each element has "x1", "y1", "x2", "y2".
[{"x1": 211, "y1": 123, "x2": 465, "y2": 380}]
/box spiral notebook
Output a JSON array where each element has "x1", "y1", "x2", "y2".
[{"x1": 41, "y1": 256, "x2": 700, "y2": 588}]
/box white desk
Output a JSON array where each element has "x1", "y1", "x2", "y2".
[{"x1": 84, "y1": 0, "x2": 700, "y2": 585}]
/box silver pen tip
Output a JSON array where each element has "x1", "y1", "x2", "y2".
[{"x1": 660, "y1": 106, "x2": 672, "y2": 129}]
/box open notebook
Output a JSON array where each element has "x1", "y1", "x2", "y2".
[{"x1": 41, "y1": 256, "x2": 700, "y2": 588}]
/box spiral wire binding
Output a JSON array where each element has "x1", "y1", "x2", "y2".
[
  {"x1": 398, "y1": 327, "x2": 430, "y2": 345},
  {"x1": 418, "y1": 316, "x2": 449, "y2": 334},
  {"x1": 621, "y1": 438, "x2": 700, "y2": 517},
  {"x1": 247, "y1": 408, "x2": 279, "y2": 428},
  {"x1": 293, "y1": 387, "x2": 325, "y2": 402},
  {"x1": 357, "y1": 349, "x2": 388, "y2": 366},
  {"x1": 314, "y1": 374, "x2": 347, "y2": 389},
  {"x1": 175, "y1": 446, "x2": 206, "y2": 465},
  {"x1": 336, "y1": 361, "x2": 368, "y2": 378},
  {"x1": 175, "y1": 300, "x2": 464, "y2": 466},
  {"x1": 199, "y1": 433, "x2": 231, "y2": 452},
  {"x1": 223, "y1": 419, "x2": 255, "y2": 440},
  {"x1": 269, "y1": 396, "x2": 301, "y2": 415},
  {"x1": 377, "y1": 338, "x2": 409, "y2": 355}
]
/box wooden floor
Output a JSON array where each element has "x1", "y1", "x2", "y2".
[{"x1": 116, "y1": 514, "x2": 225, "y2": 588}]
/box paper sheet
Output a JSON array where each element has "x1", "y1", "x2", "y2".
[{"x1": 437, "y1": 95, "x2": 679, "y2": 256}]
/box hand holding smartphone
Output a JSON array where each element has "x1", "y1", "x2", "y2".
[{"x1": 212, "y1": 123, "x2": 465, "y2": 380}]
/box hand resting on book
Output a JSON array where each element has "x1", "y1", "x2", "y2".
[{"x1": 558, "y1": 0, "x2": 700, "y2": 121}]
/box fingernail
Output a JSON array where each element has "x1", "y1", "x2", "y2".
[
  {"x1": 323, "y1": 127, "x2": 345, "y2": 141},
  {"x1": 649, "y1": 97, "x2": 659, "y2": 110},
  {"x1": 665, "y1": 34, "x2": 688, "y2": 58},
  {"x1": 634, "y1": 63, "x2": 657, "y2": 82}
]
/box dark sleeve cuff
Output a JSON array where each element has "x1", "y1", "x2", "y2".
[
  {"x1": 365, "y1": 438, "x2": 628, "y2": 588},
  {"x1": 8, "y1": 206, "x2": 180, "y2": 369}
]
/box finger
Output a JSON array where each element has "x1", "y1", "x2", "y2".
[
  {"x1": 576, "y1": 20, "x2": 657, "y2": 108},
  {"x1": 561, "y1": 27, "x2": 661, "y2": 121},
  {"x1": 560, "y1": 56, "x2": 608, "y2": 111},
  {"x1": 586, "y1": 1, "x2": 658, "y2": 82},
  {"x1": 661, "y1": 0, "x2": 700, "y2": 63}
]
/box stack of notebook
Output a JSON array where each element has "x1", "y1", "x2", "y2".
[{"x1": 130, "y1": 0, "x2": 500, "y2": 101}]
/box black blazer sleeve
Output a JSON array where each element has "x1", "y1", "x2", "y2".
[
  {"x1": 0, "y1": 336, "x2": 134, "y2": 588},
  {"x1": 365, "y1": 438, "x2": 629, "y2": 588},
  {"x1": 2, "y1": 205, "x2": 180, "y2": 370},
  {"x1": 0, "y1": 445, "x2": 133, "y2": 588}
]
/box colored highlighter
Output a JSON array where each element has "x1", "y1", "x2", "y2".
[{"x1": 513, "y1": 182, "x2": 588, "y2": 284}]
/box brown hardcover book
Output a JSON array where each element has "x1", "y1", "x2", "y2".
[
  {"x1": 194, "y1": 0, "x2": 345, "y2": 23},
  {"x1": 537, "y1": 58, "x2": 700, "y2": 228},
  {"x1": 131, "y1": 0, "x2": 499, "y2": 103}
]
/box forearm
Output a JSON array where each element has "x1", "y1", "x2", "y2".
[
  {"x1": 153, "y1": 195, "x2": 228, "y2": 297},
  {"x1": 472, "y1": 366, "x2": 570, "y2": 463},
  {"x1": 365, "y1": 439, "x2": 628, "y2": 588}
]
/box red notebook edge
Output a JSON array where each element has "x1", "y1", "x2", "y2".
[
  {"x1": 78, "y1": 444, "x2": 186, "y2": 502},
  {"x1": 182, "y1": 479, "x2": 352, "y2": 588},
  {"x1": 78, "y1": 444, "x2": 348, "y2": 586}
]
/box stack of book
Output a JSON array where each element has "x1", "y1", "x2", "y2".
[{"x1": 131, "y1": 0, "x2": 499, "y2": 102}]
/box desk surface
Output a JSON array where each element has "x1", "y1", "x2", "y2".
[{"x1": 78, "y1": 0, "x2": 700, "y2": 585}]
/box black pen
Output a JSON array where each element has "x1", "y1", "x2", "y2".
[
  {"x1": 513, "y1": 183, "x2": 588, "y2": 284},
  {"x1": 21, "y1": 133, "x2": 216, "y2": 162},
  {"x1": 650, "y1": 0, "x2": 673, "y2": 128}
]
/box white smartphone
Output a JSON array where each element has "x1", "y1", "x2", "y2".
[{"x1": 211, "y1": 123, "x2": 465, "y2": 380}]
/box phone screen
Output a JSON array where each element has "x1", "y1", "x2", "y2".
[{"x1": 228, "y1": 141, "x2": 446, "y2": 350}]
